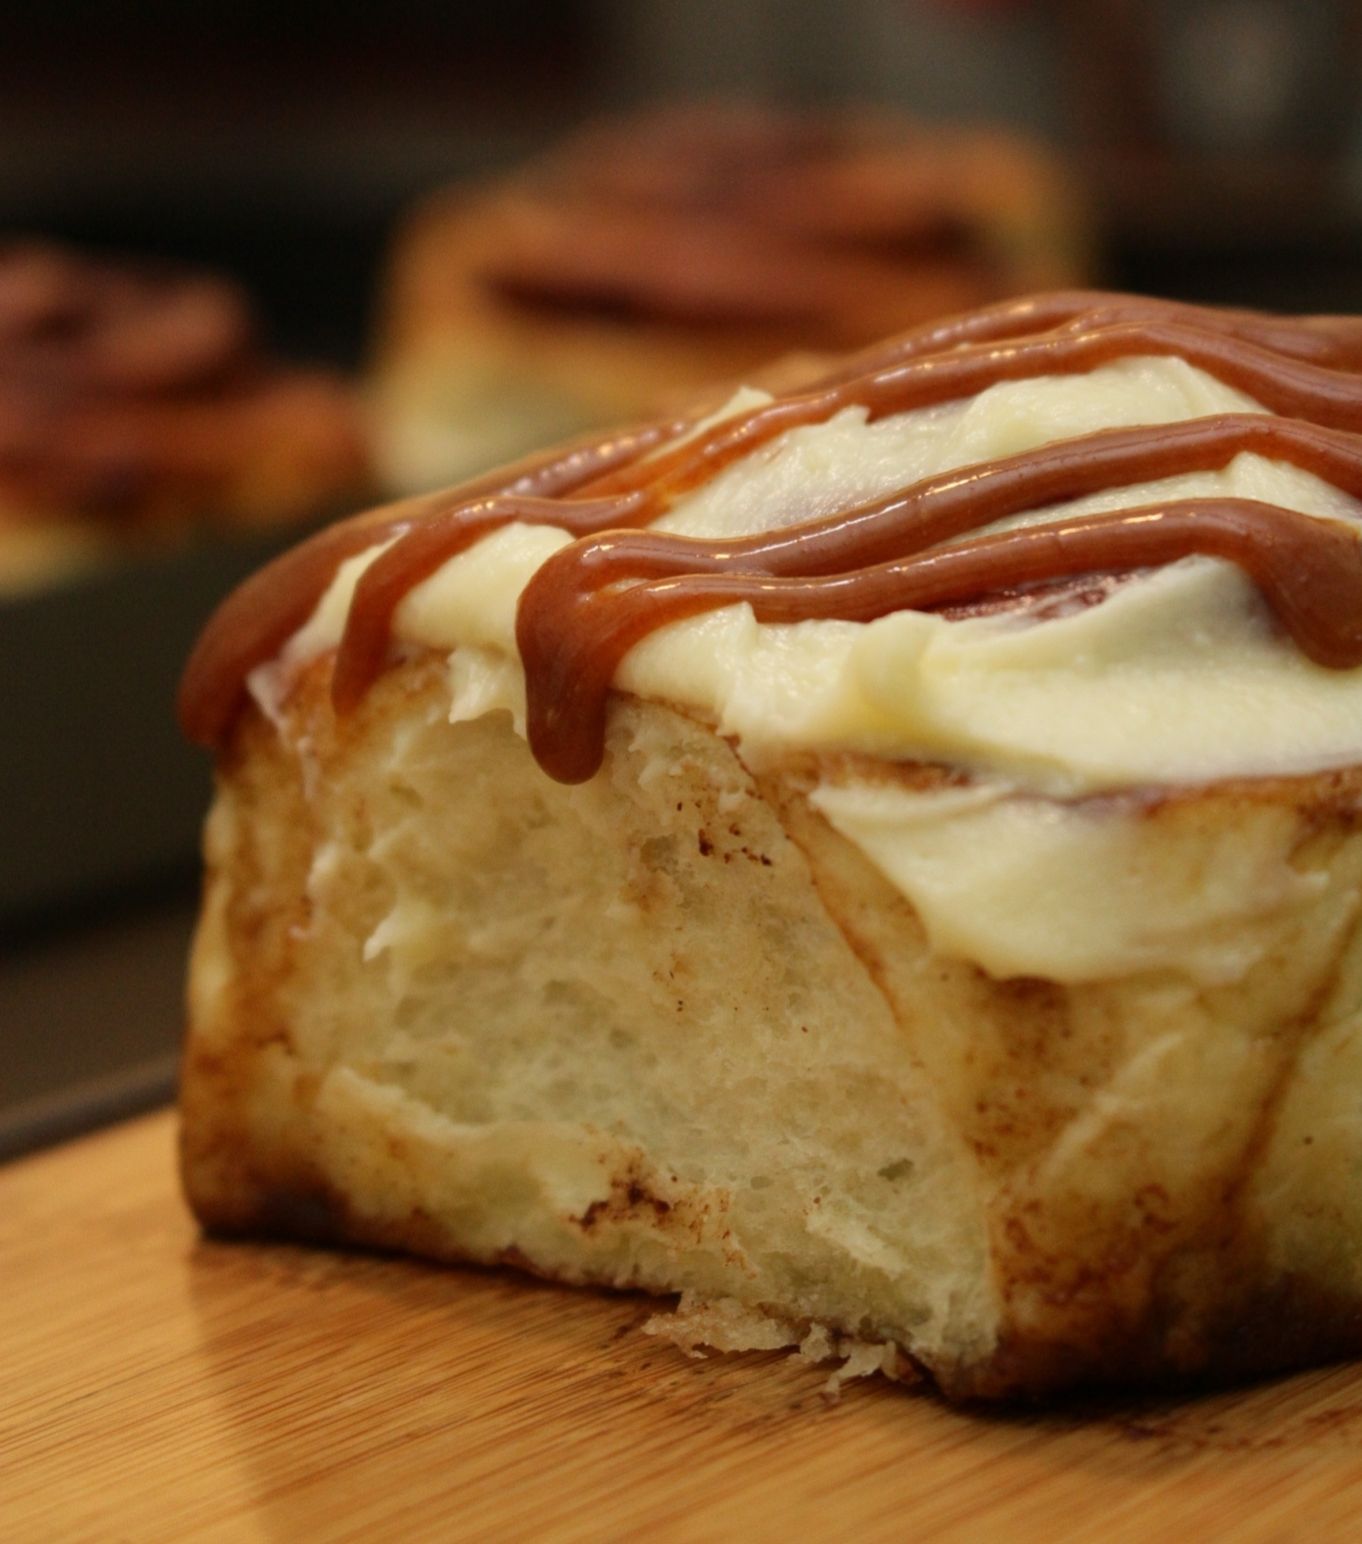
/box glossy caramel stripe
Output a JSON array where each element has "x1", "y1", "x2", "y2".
[
  {"x1": 329, "y1": 492, "x2": 646, "y2": 714},
  {"x1": 576, "y1": 320, "x2": 1362, "y2": 512},
  {"x1": 524, "y1": 414, "x2": 1362, "y2": 594},
  {"x1": 813, "y1": 291, "x2": 1362, "y2": 387},
  {"x1": 332, "y1": 414, "x2": 1362, "y2": 737},
  {"x1": 519, "y1": 499, "x2": 1362, "y2": 783},
  {"x1": 177, "y1": 420, "x2": 678, "y2": 745},
  {"x1": 177, "y1": 293, "x2": 1362, "y2": 785}
]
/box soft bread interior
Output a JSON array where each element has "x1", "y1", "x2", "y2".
[
  {"x1": 183, "y1": 652, "x2": 1362, "y2": 1396},
  {"x1": 183, "y1": 656, "x2": 999, "y2": 1378}
]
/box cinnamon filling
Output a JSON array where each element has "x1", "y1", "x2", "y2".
[{"x1": 470, "y1": 109, "x2": 1029, "y2": 344}]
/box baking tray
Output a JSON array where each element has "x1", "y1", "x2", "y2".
[{"x1": 0, "y1": 520, "x2": 327, "y2": 924}]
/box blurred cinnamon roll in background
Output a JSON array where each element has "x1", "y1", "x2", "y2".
[
  {"x1": 372, "y1": 103, "x2": 1088, "y2": 492},
  {"x1": 0, "y1": 241, "x2": 370, "y2": 591}
]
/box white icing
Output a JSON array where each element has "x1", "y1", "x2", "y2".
[{"x1": 277, "y1": 352, "x2": 1362, "y2": 981}]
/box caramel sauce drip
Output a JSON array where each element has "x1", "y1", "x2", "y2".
[
  {"x1": 179, "y1": 420, "x2": 680, "y2": 747},
  {"x1": 178, "y1": 292, "x2": 1362, "y2": 783}
]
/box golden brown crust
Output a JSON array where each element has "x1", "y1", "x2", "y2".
[
  {"x1": 952, "y1": 1277, "x2": 1362, "y2": 1401},
  {"x1": 0, "y1": 242, "x2": 370, "y2": 581},
  {"x1": 182, "y1": 652, "x2": 1362, "y2": 1400},
  {"x1": 370, "y1": 107, "x2": 1087, "y2": 488},
  {"x1": 768, "y1": 751, "x2": 1362, "y2": 1394}
]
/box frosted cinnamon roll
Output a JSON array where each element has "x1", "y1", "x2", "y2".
[
  {"x1": 0, "y1": 241, "x2": 369, "y2": 590},
  {"x1": 372, "y1": 104, "x2": 1086, "y2": 493},
  {"x1": 180, "y1": 291, "x2": 1362, "y2": 1399}
]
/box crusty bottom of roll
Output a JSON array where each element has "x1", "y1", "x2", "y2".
[{"x1": 181, "y1": 653, "x2": 1362, "y2": 1399}]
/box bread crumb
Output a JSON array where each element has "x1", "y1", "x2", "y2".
[
  {"x1": 642, "y1": 1292, "x2": 799, "y2": 1357},
  {"x1": 643, "y1": 1292, "x2": 914, "y2": 1397}
]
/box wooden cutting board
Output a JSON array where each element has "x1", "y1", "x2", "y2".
[{"x1": 6, "y1": 1110, "x2": 1362, "y2": 1543}]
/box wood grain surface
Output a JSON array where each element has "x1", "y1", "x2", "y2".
[{"x1": 6, "y1": 1110, "x2": 1362, "y2": 1543}]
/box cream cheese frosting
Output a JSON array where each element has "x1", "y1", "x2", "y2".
[
  {"x1": 279, "y1": 356, "x2": 1362, "y2": 794},
  {"x1": 259, "y1": 351, "x2": 1362, "y2": 983}
]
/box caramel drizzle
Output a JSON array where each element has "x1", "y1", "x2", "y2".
[
  {"x1": 178, "y1": 419, "x2": 680, "y2": 746},
  {"x1": 178, "y1": 293, "x2": 1362, "y2": 782},
  {"x1": 572, "y1": 317, "x2": 1362, "y2": 515},
  {"x1": 809, "y1": 290, "x2": 1362, "y2": 384},
  {"x1": 519, "y1": 495, "x2": 1362, "y2": 783}
]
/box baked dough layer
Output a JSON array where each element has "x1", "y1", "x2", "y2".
[
  {"x1": 369, "y1": 111, "x2": 1084, "y2": 492},
  {"x1": 182, "y1": 653, "x2": 1362, "y2": 1398}
]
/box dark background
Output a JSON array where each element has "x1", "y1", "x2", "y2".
[{"x1": 7, "y1": 0, "x2": 1362, "y2": 370}]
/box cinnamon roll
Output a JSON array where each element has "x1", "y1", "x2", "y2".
[
  {"x1": 179, "y1": 290, "x2": 1362, "y2": 1399},
  {"x1": 0, "y1": 241, "x2": 369, "y2": 590},
  {"x1": 371, "y1": 104, "x2": 1086, "y2": 493}
]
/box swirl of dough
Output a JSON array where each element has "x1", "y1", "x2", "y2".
[{"x1": 0, "y1": 242, "x2": 364, "y2": 522}]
